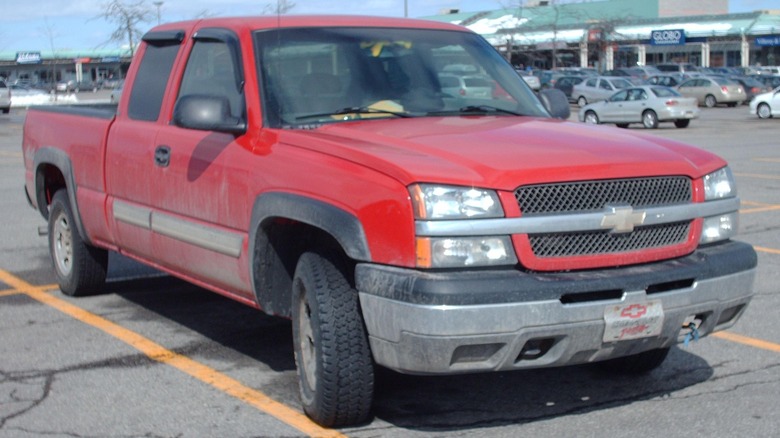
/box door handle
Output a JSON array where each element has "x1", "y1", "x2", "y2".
[{"x1": 154, "y1": 145, "x2": 171, "y2": 168}]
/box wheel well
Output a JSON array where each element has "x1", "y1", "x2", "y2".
[
  {"x1": 35, "y1": 163, "x2": 67, "y2": 219},
  {"x1": 252, "y1": 217, "x2": 354, "y2": 318}
]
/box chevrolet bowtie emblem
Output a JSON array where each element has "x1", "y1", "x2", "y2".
[{"x1": 600, "y1": 205, "x2": 646, "y2": 233}]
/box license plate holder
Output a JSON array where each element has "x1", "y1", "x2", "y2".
[{"x1": 603, "y1": 300, "x2": 664, "y2": 342}]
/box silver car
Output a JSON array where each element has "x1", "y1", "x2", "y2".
[
  {"x1": 578, "y1": 86, "x2": 700, "y2": 129},
  {"x1": 438, "y1": 74, "x2": 493, "y2": 98},
  {"x1": 676, "y1": 77, "x2": 746, "y2": 107},
  {"x1": 572, "y1": 76, "x2": 633, "y2": 107}
]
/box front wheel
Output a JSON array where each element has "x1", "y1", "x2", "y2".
[
  {"x1": 757, "y1": 102, "x2": 772, "y2": 119},
  {"x1": 584, "y1": 110, "x2": 599, "y2": 124},
  {"x1": 48, "y1": 190, "x2": 108, "y2": 296},
  {"x1": 674, "y1": 119, "x2": 690, "y2": 128},
  {"x1": 292, "y1": 251, "x2": 374, "y2": 427},
  {"x1": 642, "y1": 110, "x2": 659, "y2": 129},
  {"x1": 577, "y1": 96, "x2": 588, "y2": 107}
]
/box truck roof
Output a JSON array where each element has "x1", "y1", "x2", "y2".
[{"x1": 150, "y1": 15, "x2": 469, "y2": 34}]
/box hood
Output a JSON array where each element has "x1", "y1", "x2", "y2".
[{"x1": 279, "y1": 116, "x2": 726, "y2": 190}]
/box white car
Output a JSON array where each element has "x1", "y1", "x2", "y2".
[
  {"x1": 0, "y1": 80, "x2": 11, "y2": 114},
  {"x1": 749, "y1": 86, "x2": 780, "y2": 119}
]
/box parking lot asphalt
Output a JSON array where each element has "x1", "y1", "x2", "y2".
[{"x1": 1, "y1": 103, "x2": 778, "y2": 438}]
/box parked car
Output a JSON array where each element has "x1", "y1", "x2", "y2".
[
  {"x1": 572, "y1": 76, "x2": 633, "y2": 107},
  {"x1": 647, "y1": 74, "x2": 683, "y2": 87},
  {"x1": 516, "y1": 70, "x2": 541, "y2": 91},
  {"x1": 656, "y1": 63, "x2": 699, "y2": 75},
  {"x1": 751, "y1": 74, "x2": 780, "y2": 90},
  {"x1": 578, "y1": 85, "x2": 699, "y2": 129},
  {"x1": 0, "y1": 80, "x2": 11, "y2": 113},
  {"x1": 749, "y1": 86, "x2": 780, "y2": 119},
  {"x1": 729, "y1": 76, "x2": 771, "y2": 103},
  {"x1": 553, "y1": 75, "x2": 585, "y2": 102},
  {"x1": 676, "y1": 77, "x2": 746, "y2": 107},
  {"x1": 438, "y1": 74, "x2": 493, "y2": 98},
  {"x1": 110, "y1": 82, "x2": 124, "y2": 103}
]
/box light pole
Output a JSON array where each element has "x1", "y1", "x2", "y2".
[
  {"x1": 153, "y1": 1, "x2": 163, "y2": 25},
  {"x1": 404, "y1": 0, "x2": 408, "y2": 17}
]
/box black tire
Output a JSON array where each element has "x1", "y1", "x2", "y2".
[
  {"x1": 615, "y1": 123, "x2": 629, "y2": 129},
  {"x1": 726, "y1": 102, "x2": 738, "y2": 108},
  {"x1": 1, "y1": 107, "x2": 9, "y2": 114},
  {"x1": 577, "y1": 96, "x2": 588, "y2": 107},
  {"x1": 674, "y1": 119, "x2": 690, "y2": 128},
  {"x1": 48, "y1": 190, "x2": 108, "y2": 296},
  {"x1": 584, "y1": 110, "x2": 599, "y2": 125},
  {"x1": 704, "y1": 94, "x2": 717, "y2": 108},
  {"x1": 291, "y1": 251, "x2": 374, "y2": 427},
  {"x1": 642, "y1": 110, "x2": 659, "y2": 129},
  {"x1": 757, "y1": 102, "x2": 772, "y2": 119},
  {"x1": 596, "y1": 347, "x2": 671, "y2": 374}
]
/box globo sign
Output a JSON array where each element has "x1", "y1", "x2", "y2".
[{"x1": 650, "y1": 29, "x2": 685, "y2": 45}]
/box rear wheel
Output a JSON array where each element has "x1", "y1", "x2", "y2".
[
  {"x1": 291, "y1": 251, "x2": 374, "y2": 427},
  {"x1": 674, "y1": 119, "x2": 690, "y2": 128},
  {"x1": 596, "y1": 347, "x2": 671, "y2": 374},
  {"x1": 584, "y1": 110, "x2": 599, "y2": 124},
  {"x1": 615, "y1": 123, "x2": 629, "y2": 129},
  {"x1": 642, "y1": 110, "x2": 659, "y2": 129},
  {"x1": 48, "y1": 190, "x2": 108, "y2": 296},
  {"x1": 757, "y1": 102, "x2": 772, "y2": 119},
  {"x1": 704, "y1": 94, "x2": 717, "y2": 108}
]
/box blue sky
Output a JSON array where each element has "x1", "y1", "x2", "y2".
[{"x1": 1, "y1": 0, "x2": 778, "y2": 52}]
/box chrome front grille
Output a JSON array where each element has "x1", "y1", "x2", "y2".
[
  {"x1": 515, "y1": 177, "x2": 693, "y2": 260},
  {"x1": 515, "y1": 176, "x2": 692, "y2": 215}
]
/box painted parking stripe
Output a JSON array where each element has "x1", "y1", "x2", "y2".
[
  {"x1": 0, "y1": 270, "x2": 345, "y2": 438},
  {"x1": 713, "y1": 332, "x2": 780, "y2": 354},
  {"x1": 734, "y1": 172, "x2": 780, "y2": 181},
  {"x1": 740, "y1": 201, "x2": 780, "y2": 214},
  {"x1": 754, "y1": 246, "x2": 780, "y2": 255}
]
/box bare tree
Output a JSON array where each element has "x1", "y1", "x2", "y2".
[
  {"x1": 94, "y1": 0, "x2": 154, "y2": 57},
  {"x1": 263, "y1": 0, "x2": 296, "y2": 15}
]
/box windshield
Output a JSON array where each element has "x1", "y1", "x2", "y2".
[{"x1": 254, "y1": 27, "x2": 548, "y2": 128}]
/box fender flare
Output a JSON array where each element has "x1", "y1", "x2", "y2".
[
  {"x1": 248, "y1": 192, "x2": 372, "y2": 310},
  {"x1": 32, "y1": 147, "x2": 92, "y2": 245}
]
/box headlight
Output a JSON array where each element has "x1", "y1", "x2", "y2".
[
  {"x1": 409, "y1": 184, "x2": 503, "y2": 220},
  {"x1": 700, "y1": 212, "x2": 738, "y2": 244},
  {"x1": 703, "y1": 167, "x2": 736, "y2": 200},
  {"x1": 701, "y1": 167, "x2": 738, "y2": 244},
  {"x1": 416, "y1": 236, "x2": 517, "y2": 268}
]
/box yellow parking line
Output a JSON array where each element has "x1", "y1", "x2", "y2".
[
  {"x1": 740, "y1": 205, "x2": 780, "y2": 214},
  {"x1": 754, "y1": 246, "x2": 780, "y2": 255},
  {"x1": 712, "y1": 332, "x2": 780, "y2": 354},
  {"x1": 734, "y1": 172, "x2": 780, "y2": 181},
  {"x1": 0, "y1": 289, "x2": 24, "y2": 297},
  {"x1": 0, "y1": 270, "x2": 345, "y2": 438},
  {"x1": 753, "y1": 158, "x2": 780, "y2": 163}
]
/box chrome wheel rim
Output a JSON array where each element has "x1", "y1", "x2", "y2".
[
  {"x1": 758, "y1": 104, "x2": 770, "y2": 118},
  {"x1": 297, "y1": 292, "x2": 317, "y2": 389},
  {"x1": 52, "y1": 212, "x2": 73, "y2": 277},
  {"x1": 643, "y1": 112, "x2": 655, "y2": 128},
  {"x1": 585, "y1": 112, "x2": 597, "y2": 124}
]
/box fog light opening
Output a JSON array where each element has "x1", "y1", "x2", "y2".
[{"x1": 516, "y1": 338, "x2": 555, "y2": 362}]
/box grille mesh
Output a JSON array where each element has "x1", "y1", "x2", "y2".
[
  {"x1": 515, "y1": 177, "x2": 692, "y2": 215},
  {"x1": 530, "y1": 222, "x2": 691, "y2": 258}
]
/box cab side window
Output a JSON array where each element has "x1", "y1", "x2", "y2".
[
  {"x1": 179, "y1": 35, "x2": 244, "y2": 119},
  {"x1": 128, "y1": 31, "x2": 184, "y2": 121}
]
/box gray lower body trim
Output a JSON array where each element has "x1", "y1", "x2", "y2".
[
  {"x1": 358, "y1": 268, "x2": 755, "y2": 375},
  {"x1": 113, "y1": 200, "x2": 243, "y2": 258}
]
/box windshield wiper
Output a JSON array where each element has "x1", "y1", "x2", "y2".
[
  {"x1": 296, "y1": 106, "x2": 412, "y2": 121},
  {"x1": 458, "y1": 105, "x2": 523, "y2": 116}
]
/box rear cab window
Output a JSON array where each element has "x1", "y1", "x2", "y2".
[{"x1": 127, "y1": 30, "x2": 185, "y2": 121}]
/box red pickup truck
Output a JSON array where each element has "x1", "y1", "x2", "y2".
[{"x1": 22, "y1": 16, "x2": 756, "y2": 427}]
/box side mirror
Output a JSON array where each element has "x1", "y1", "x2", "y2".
[
  {"x1": 538, "y1": 88, "x2": 571, "y2": 120},
  {"x1": 173, "y1": 94, "x2": 246, "y2": 134}
]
